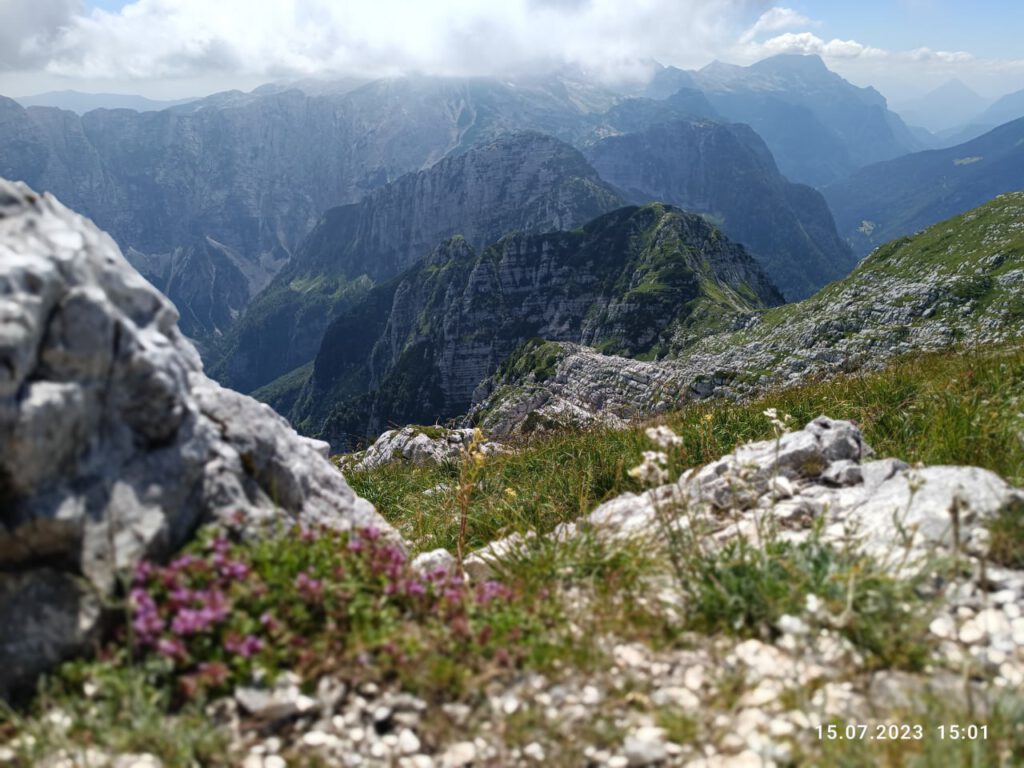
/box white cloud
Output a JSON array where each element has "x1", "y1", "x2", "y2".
[
  {"x1": 0, "y1": 0, "x2": 79, "y2": 70},
  {"x1": 746, "y1": 32, "x2": 886, "y2": 60},
  {"x1": 28, "y1": 0, "x2": 766, "y2": 84},
  {"x1": 743, "y1": 31, "x2": 976, "y2": 66},
  {"x1": 727, "y1": 18, "x2": 1023, "y2": 101},
  {"x1": 3, "y1": 0, "x2": 1021, "y2": 103},
  {"x1": 738, "y1": 6, "x2": 816, "y2": 45},
  {"x1": 908, "y1": 47, "x2": 974, "y2": 63}
]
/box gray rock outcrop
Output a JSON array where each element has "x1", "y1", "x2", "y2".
[
  {"x1": 344, "y1": 426, "x2": 505, "y2": 472},
  {"x1": 468, "y1": 342, "x2": 696, "y2": 438},
  {"x1": 587, "y1": 417, "x2": 1020, "y2": 562},
  {"x1": 0, "y1": 180, "x2": 388, "y2": 698},
  {"x1": 466, "y1": 417, "x2": 1024, "y2": 579}
]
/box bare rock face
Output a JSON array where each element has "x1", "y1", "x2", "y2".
[
  {"x1": 466, "y1": 417, "x2": 1024, "y2": 580},
  {"x1": 344, "y1": 426, "x2": 505, "y2": 472},
  {"x1": 584, "y1": 416, "x2": 1023, "y2": 564},
  {"x1": 0, "y1": 179, "x2": 388, "y2": 698}
]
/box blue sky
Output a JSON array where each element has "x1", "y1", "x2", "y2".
[
  {"x1": 796, "y1": 0, "x2": 1024, "y2": 60},
  {"x1": 77, "y1": 0, "x2": 1024, "y2": 59},
  {"x1": 85, "y1": 0, "x2": 129, "y2": 10},
  {"x1": 2, "y1": 1, "x2": 1021, "y2": 100}
]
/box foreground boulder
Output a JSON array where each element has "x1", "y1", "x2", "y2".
[{"x1": 0, "y1": 180, "x2": 389, "y2": 698}]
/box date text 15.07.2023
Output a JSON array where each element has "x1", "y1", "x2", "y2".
[{"x1": 817, "y1": 723, "x2": 988, "y2": 741}]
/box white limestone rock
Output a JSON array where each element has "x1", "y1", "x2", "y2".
[
  {"x1": 347, "y1": 425, "x2": 504, "y2": 471},
  {"x1": 0, "y1": 180, "x2": 390, "y2": 698}
]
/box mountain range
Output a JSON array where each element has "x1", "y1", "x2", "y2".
[
  {"x1": 0, "y1": 54, "x2": 923, "y2": 349},
  {"x1": 585, "y1": 119, "x2": 854, "y2": 298},
  {"x1": 0, "y1": 77, "x2": 618, "y2": 340},
  {"x1": 892, "y1": 79, "x2": 992, "y2": 135},
  {"x1": 824, "y1": 117, "x2": 1024, "y2": 255},
  {"x1": 472, "y1": 193, "x2": 1024, "y2": 437},
  {"x1": 211, "y1": 124, "x2": 851, "y2": 396},
  {"x1": 13, "y1": 90, "x2": 195, "y2": 114},
  {"x1": 644, "y1": 55, "x2": 923, "y2": 186},
  {"x1": 942, "y1": 86, "x2": 1024, "y2": 145},
  {"x1": 209, "y1": 132, "x2": 624, "y2": 394},
  {"x1": 286, "y1": 204, "x2": 783, "y2": 448}
]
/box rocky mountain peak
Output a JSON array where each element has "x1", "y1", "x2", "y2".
[
  {"x1": 749, "y1": 53, "x2": 830, "y2": 77},
  {"x1": 290, "y1": 203, "x2": 781, "y2": 448},
  {"x1": 210, "y1": 131, "x2": 624, "y2": 395}
]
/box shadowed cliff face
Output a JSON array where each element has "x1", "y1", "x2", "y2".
[
  {"x1": 289, "y1": 204, "x2": 782, "y2": 450},
  {"x1": 0, "y1": 81, "x2": 614, "y2": 341},
  {"x1": 823, "y1": 117, "x2": 1024, "y2": 257},
  {"x1": 684, "y1": 55, "x2": 924, "y2": 187},
  {"x1": 209, "y1": 132, "x2": 625, "y2": 394},
  {"x1": 586, "y1": 120, "x2": 855, "y2": 301}
]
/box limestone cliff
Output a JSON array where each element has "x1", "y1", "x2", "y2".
[
  {"x1": 586, "y1": 120, "x2": 855, "y2": 299},
  {"x1": 210, "y1": 133, "x2": 624, "y2": 394},
  {"x1": 291, "y1": 204, "x2": 782, "y2": 448}
]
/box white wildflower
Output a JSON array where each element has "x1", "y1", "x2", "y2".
[
  {"x1": 645, "y1": 425, "x2": 683, "y2": 449},
  {"x1": 628, "y1": 451, "x2": 670, "y2": 487},
  {"x1": 642, "y1": 450, "x2": 669, "y2": 465},
  {"x1": 805, "y1": 593, "x2": 822, "y2": 617},
  {"x1": 763, "y1": 407, "x2": 793, "y2": 434}
]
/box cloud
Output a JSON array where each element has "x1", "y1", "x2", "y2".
[
  {"x1": 8, "y1": 0, "x2": 1020, "y2": 103},
  {"x1": 748, "y1": 32, "x2": 887, "y2": 60},
  {"x1": 738, "y1": 6, "x2": 816, "y2": 45},
  {"x1": 908, "y1": 47, "x2": 974, "y2": 63},
  {"x1": 0, "y1": 0, "x2": 80, "y2": 70},
  {"x1": 733, "y1": 6, "x2": 975, "y2": 73},
  {"x1": 29, "y1": 0, "x2": 766, "y2": 83},
  {"x1": 743, "y1": 31, "x2": 976, "y2": 65}
]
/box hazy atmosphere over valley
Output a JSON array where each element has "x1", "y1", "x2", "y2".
[{"x1": 1, "y1": 2, "x2": 1023, "y2": 766}]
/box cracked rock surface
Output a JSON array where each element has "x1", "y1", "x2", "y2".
[
  {"x1": 344, "y1": 426, "x2": 506, "y2": 472},
  {"x1": 0, "y1": 179, "x2": 388, "y2": 697}
]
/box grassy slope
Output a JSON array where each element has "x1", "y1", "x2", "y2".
[
  {"x1": 719, "y1": 192, "x2": 1024, "y2": 355},
  {"x1": 352, "y1": 344, "x2": 1024, "y2": 553}
]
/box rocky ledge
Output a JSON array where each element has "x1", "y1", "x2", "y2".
[
  {"x1": 449, "y1": 417, "x2": 1024, "y2": 767},
  {"x1": 343, "y1": 426, "x2": 506, "y2": 472},
  {"x1": 0, "y1": 180, "x2": 389, "y2": 698}
]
